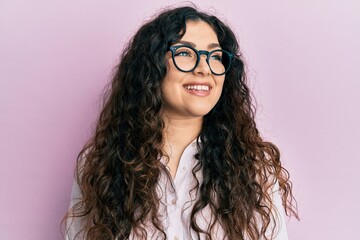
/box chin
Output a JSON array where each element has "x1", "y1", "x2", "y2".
[{"x1": 188, "y1": 108, "x2": 213, "y2": 117}]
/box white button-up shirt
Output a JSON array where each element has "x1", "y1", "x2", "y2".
[{"x1": 67, "y1": 141, "x2": 289, "y2": 240}]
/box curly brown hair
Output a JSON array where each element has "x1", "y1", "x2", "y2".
[{"x1": 63, "y1": 5, "x2": 298, "y2": 240}]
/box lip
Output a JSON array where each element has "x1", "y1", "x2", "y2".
[{"x1": 182, "y1": 82, "x2": 212, "y2": 97}]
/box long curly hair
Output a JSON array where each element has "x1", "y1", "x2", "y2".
[{"x1": 63, "y1": 5, "x2": 298, "y2": 240}]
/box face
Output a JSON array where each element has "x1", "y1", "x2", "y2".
[{"x1": 161, "y1": 20, "x2": 225, "y2": 120}]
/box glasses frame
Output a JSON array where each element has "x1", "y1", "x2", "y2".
[{"x1": 168, "y1": 44, "x2": 234, "y2": 76}]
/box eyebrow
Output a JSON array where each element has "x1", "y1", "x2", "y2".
[{"x1": 174, "y1": 40, "x2": 221, "y2": 49}]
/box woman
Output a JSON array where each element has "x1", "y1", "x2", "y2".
[{"x1": 64, "y1": 5, "x2": 298, "y2": 240}]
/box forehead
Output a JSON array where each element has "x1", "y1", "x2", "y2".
[{"x1": 179, "y1": 20, "x2": 219, "y2": 47}]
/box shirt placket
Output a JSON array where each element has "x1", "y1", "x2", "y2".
[{"x1": 165, "y1": 141, "x2": 197, "y2": 240}]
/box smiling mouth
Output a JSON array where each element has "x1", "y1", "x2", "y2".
[{"x1": 183, "y1": 84, "x2": 211, "y2": 91}]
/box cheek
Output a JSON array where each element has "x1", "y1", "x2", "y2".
[
  {"x1": 163, "y1": 62, "x2": 179, "y2": 84},
  {"x1": 215, "y1": 77, "x2": 225, "y2": 94},
  {"x1": 161, "y1": 71, "x2": 183, "y2": 103},
  {"x1": 162, "y1": 62, "x2": 188, "y2": 89},
  {"x1": 212, "y1": 78, "x2": 225, "y2": 105}
]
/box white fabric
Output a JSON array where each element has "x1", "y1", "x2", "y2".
[{"x1": 66, "y1": 141, "x2": 289, "y2": 240}]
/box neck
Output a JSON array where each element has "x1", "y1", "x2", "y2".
[
  {"x1": 162, "y1": 114, "x2": 203, "y2": 179},
  {"x1": 163, "y1": 115, "x2": 203, "y2": 149}
]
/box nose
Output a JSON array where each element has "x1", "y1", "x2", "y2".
[{"x1": 194, "y1": 55, "x2": 211, "y2": 76}]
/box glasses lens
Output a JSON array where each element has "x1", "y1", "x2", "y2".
[
  {"x1": 172, "y1": 46, "x2": 197, "y2": 72},
  {"x1": 209, "y1": 50, "x2": 232, "y2": 75}
]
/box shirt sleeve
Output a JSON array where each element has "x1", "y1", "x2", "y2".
[
  {"x1": 267, "y1": 181, "x2": 289, "y2": 240},
  {"x1": 65, "y1": 180, "x2": 85, "y2": 240}
]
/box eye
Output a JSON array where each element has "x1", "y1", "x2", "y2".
[
  {"x1": 175, "y1": 50, "x2": 192, "y2": 57},
  {"x1": 210, "y1": 52, "x2": 223, "y2": 61}
]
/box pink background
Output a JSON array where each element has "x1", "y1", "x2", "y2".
[{"x1": 1, "y1": 1, "x2": 359, "y2": 239}]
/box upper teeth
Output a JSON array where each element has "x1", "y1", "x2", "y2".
[{"x1": 185, "y1": 85, "x2": 210, "y2": 91}]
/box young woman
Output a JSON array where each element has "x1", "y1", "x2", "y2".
[{"x1": 64, "y1": 5, "x2": 298, "y2": 240}]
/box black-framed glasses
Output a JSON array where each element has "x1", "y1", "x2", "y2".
[{"x1": 169, "y1": 45, "x2": 234, "y2": 76}]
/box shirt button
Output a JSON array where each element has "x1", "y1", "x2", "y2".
[
  {"x1": 171, "y1": 198, "x2": 176, "y2": 205},
  {"x1": 182, "y1": 166, "x2": 187, "y2": 171}
]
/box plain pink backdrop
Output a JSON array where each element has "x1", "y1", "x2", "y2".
[{"x1": 1, "y1": 0, "x2": 359, "y2": 239}]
